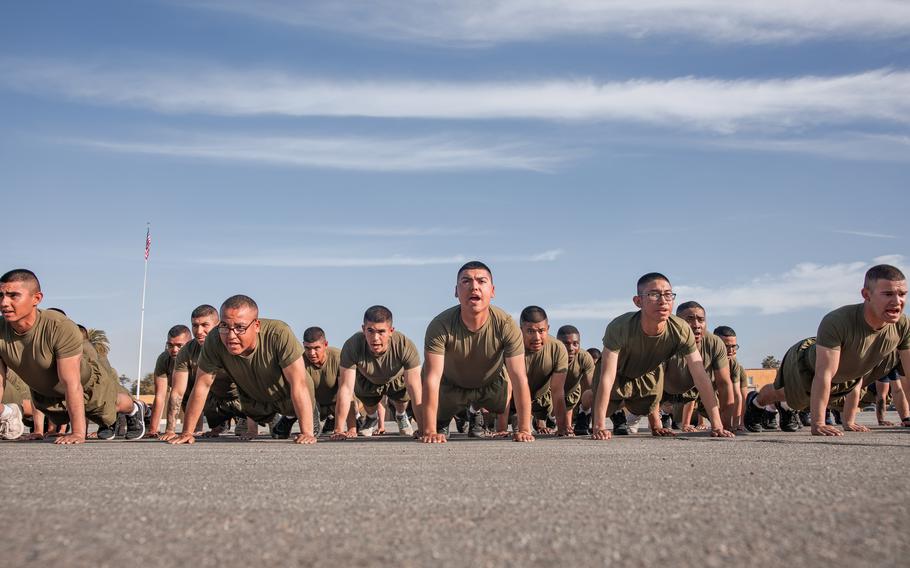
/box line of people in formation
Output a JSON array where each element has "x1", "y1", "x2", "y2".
[{"x1": 0, "y1": 261, "x2": 908, "y2": 444}]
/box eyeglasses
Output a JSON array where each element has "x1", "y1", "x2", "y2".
[
  {"x1": 218, "y1": 321, "x2": 256, "y2": 336},
  {"x1": 642, "y1": 291, "x2": 677, "y2": 302}
]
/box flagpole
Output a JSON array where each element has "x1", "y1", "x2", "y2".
[{"x1": 136, "y1": 223, "x2": 151, "y2": 397}]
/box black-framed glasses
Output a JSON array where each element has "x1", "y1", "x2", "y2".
[
  {"x1": 218, "y1": 321, "x2": 256, "y2": 336},
  {"x1": 642, "y1": 291, "x2": 677, "y2": 302}
]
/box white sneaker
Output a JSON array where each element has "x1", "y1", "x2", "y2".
[
  {"x1": 625, "y1": 412, "x2": 643, "y2": 434},
  {"x1": 0, "y1": 404, "x2": 25, "y2": 440},
  {"x1": 358, "y1": 414, "x2": 379, "y2": 437},
  {"x1": 395, "y1": 413, "x2": 414, "y2": 436}
]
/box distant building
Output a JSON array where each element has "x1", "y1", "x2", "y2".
[{"x1": 744, "y1": 368, "x2": 777, "y2": 391}]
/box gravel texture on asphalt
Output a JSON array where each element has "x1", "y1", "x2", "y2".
[{"x1": 2, "y1": 412, "x2": 908, "y2": 567}]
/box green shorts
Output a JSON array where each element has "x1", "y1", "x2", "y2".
[
  {"x1": 592, "y1": 366, "x2": 664, "y2": 417},
  {"x1": 31, "y1": 367, "x2": 122, "y2": 427},
  {"x1": 564, "y1": 382, "x2": 583, "y2": 411},
  {"x1": 436, "y1": 375, "x2": 509, "y2": 429},
  {"x1": 354, "y1": 373, "x2": 410, "y2": 407},
  {"x1": 203, "y1": 395, "x2": 245, "y2": 428},
  {"x1": 239, "y1": 394, "x2": 295, "y2": 425},
  {"x1": 2, "y1": 373, "x2": 31, "y2": 407},
  {"x1": 774, "y1": 338, "x2": 862, "y2": 411},
  {"x1": 510, "y1": 389, "x2": 553, "y2": 420}
]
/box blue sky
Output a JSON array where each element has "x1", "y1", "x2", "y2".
[{"x1": 1, "y1": 1, "x2": 907, "y2": 379}]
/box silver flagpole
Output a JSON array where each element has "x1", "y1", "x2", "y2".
[{"x1": 136, "y1": 223, "x2": 151, "y2": 398}]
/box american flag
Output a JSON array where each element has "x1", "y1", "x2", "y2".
[{"x1": 144, "y1": 226, "x2": 151, "y2": 260}]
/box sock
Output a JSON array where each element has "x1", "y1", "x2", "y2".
[
  {"x1": 395, "y1": 411, "x2": 407, "y2": 418},
  {"x1": 752, "y1": 396, "x2": 765, "y2": 410},
  {"x1": 780, "y1": 401, "x2": 792, "y2": 411},
  {"x1": 468, "y1": 405, "x2": 477, "y2": 414},
  {"x1": 625, "y1": 411, "x2": 642, "y2": 422},
  {"x1": 764, "y1": 405, "x2": 776, "y2": 412},
  {"x1": 128, "y1": 402, "x2": 140, "y2": 416},
  {"x1": 368, "y1": 411, "x2": 378, "y2": 419},
  {"x1": 578, "y1": 408, "x2": 589, "y2": 416},
  {"x1": 0, "y1": 404, "x2": 13, "y2": 419}
]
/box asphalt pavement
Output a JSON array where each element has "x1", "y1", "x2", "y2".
[{"x1": 2, "y1": 411, "x2": 908, "y2": 568}]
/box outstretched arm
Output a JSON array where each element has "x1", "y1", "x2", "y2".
[
  {"x1": 420, "y1": 352, "x2": 446, "y2": 443},
  {"x1": 686, "y1": 352, "x2": 733, "y2": 438},
  {"x1": 168, "y1": 369, "x2": 214, "y2": 445},
  {"x1": 284, "y1": 357, "x2": 316, "y2": 445},
  {"x1": 504, "y1": 355, "x2": 535, "y2": 442},
  {"x1": 592, "y1": 349, "x2": 619, "y2": 440},
  {"x1": 331, "y1": 367, "x2": 357, "y2": 440}
]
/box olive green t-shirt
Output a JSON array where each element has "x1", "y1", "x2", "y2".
[
  {"x1": 425, "y1": 305, "x2": 524, "y2": 389},
  {"x1": 340, "y1": 330, "x2": 420, "y2": 386},
  {"x1": 808, "y1": 303, "x2": 910, "y2": 384},
  {"x1": 153, "y1": 350, "x2": 175, "y2": 380},
  {"x1": 524, "y1": 335, "x2": 569, "y2": 399},
  {"x1": 0, "y1": 309, "x2": 112, "y2": 398},
  {"x1": 662, "y1": 332, "x2": 728, "y2": 395},
  {"x1": 565, "y1": 348, "x2": 596, "y2": 393},
  {"x1": 602, "y1": 312, "x2": 698, "y2": 381},
  {"x1": 729, "y1": 358, "x2": 747, "y2": 386},
  {"x1": 175, "y1": 338, "x2": 240, "y2": 399},
  {"x1": 306, "y1": 347, "x2": 341, "y2": 406},
  {"x1": 197, "y1": 318, "x2": 303, "y2": 404}
]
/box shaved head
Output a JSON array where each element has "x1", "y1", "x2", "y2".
[{"x1": 0, "y1": 269, "x2": 41, "y2": 293}]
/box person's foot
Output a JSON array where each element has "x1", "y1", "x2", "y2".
[
  {"x1": 743, "y1": 392, "x2": 764, "y2": 433},
  {"x1": 234, "y1": 419, "x2": 249, "y2": 437},
  {"x1": 435, "y1": 422, "x2": 450, "y2": 438},
  {"x1": 625, "y1": 412, "x2": 643, "y2": 434},
  {"x1": 124, "y1": 401, "x2": 147, "y2": 440},
  {"x1": 798, "y1": 410, "x2": 812, "y2": 427},
  {"x1": 321, "y1": 414, "x2": 335, "y2": 434},
  {"x1": 467, "y1": 409, "x2": 486, "y2": 438},
  {"x1": 824, "y1": 409, "x2": 835, "y2": 426},
  {"x1": 573, "y1": 411, "x2": 590, "y2": 436},
  {"x1": 358, "y1": 414, "x2": 380, "y2": 437},
  {"x1": 832, "y1": 409, "x2": 843, "y2": 425},
  {"x1": 395, "y1": 413, "x2": 414, "y2": 437},
  {"x1": 776, "y1": 402, "x2": 800, "y2": 432},
  {"x1": 0, "y1": 404, "x2": 25, "y2": 440},
  {"x1": 270, "y1": 415, "x2": 297, "y2": 439},
  {"x1": 545, "y1": 415, "x2": 557, "y2": 430},
  {"x1": 660, "y1": 412, "x2": 672, "y2": 430},
  {"x1": 454, "y1": 411, "x2": 468, "y2": 434},
  {"x1": 761, "y1": 409, "x2": 779, "y2": 431},
  {"x1": 95, "y1": 422, "x2": 117, "y2": 440},
  {"x1": 611, "y1": 411, "x2": 629, "y2": 435}
]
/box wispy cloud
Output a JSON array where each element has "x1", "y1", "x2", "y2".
[
  {"x1": 189, "y1": 1, "x2": 910, "y2": 46},
  {"x1": 549, "y1": 255, "x2": 906, "y2": 320},
  {"x1": 65, "y1": 132, "x2": 565, "y2": 172},
  {"x1": 833, "y1": 230, "x2": 897, "y2": 239},
  {"x1": 4, "y1": 59, "x2": 909, "y2": 133},
  {"x1": 705, "y1": 132, "x2": 910, "y2": 163},
  {"x1": 195, "y1": 249, "x2": 564, "y2": 268}
]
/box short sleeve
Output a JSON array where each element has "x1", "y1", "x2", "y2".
[
  {"x1": 816, "y1": 312, "x2": 846, "y2": 350},
  {"x1": 553, "y1": 341, "x2": 568, "y2": 373},
  {"x1": 339, "y1": 334, "x2": 359, "y2": 369},
  {"x1": 174, "y1": 345, "x2": 192, "y2": 373},
  {"x1": 898, "y1": 316, "x2": 910, "y2": 351},
  {"x1": 602, "y1": 319, "x2": 625, "y2": 353},
  {"x1": 275, "y1": 323, "x2": 304, "y2": 369},
  {"x1": 54, "y1": 319, "x2": 84, "y2": 359},
  {"x1": 197, "y1": 336, "x2": 222, "y2": 375},
  {"x1": 401, "y1": 336, "x2": 421, "y2": 369},
  {"x1": 153, "y1": 351, "x2": 170, "y2": 377},
  {"x1": 424, "y1": 317, "x2": 448, "y2": 355},
  {"x1": 676, "y1": 324, "x2": 697, "y2": 357},
  {"x1": 501, "y1": 317, "x2": 524, "y2": 358}
]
